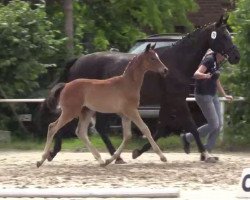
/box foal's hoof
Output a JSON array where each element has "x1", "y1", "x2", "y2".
[
  {"x1": 36, "y1": 161, "x2": 42, "y2": 168},
  {"x1": 99, "y1": 161, "x2": 106, "y2": 167},
  {"x1": 214, "y1": 156, "x2": 219, "y2": 161},
  {"x1": 132, "y1": 149, "x2": 141, "y2": 159},
  {"x1": 47, "y1": 152, "x2": 54, "y2": 162},
  {"x1": 115, "y1": 158, "x2": 126, "y2": 164},
  {"x1": 100, "y1": 159, "x2": 111, "y2": 167},
  {"x1": 160, "y1": 156, "x2": 167, "y2": 162},
  {"x1": 204, "y1": 157, "x2": 218, "y2": 163}
]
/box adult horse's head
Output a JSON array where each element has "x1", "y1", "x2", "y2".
[
  {"x1": 209, "y1": 15, "x2": 240, "y2": 64},
  {"x1": 139, "y1": 43, "x2": 169, "y2": 76}
]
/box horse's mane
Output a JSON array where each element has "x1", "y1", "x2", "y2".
[{"x1": 172, "y1": 23, "x2": 215, "y2": 47}]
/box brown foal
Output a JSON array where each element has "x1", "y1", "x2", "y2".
[{"x1": 37, "y1": 44, "x2": 168, "y2": 167}]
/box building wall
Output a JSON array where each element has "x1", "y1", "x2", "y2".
[{"x1": 188, "y1": 0, "x2": 234, "y2": 27}]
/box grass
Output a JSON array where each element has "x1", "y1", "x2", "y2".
[
  {"x1": 0, "y1": 133, "x2": 183, "y2": 152},
  {"x1": 61, "y1": 134, "x2": 182, "y2": 151},
  {"x1": 0, "y1": 132, "x2": 249, "y2": 152}
]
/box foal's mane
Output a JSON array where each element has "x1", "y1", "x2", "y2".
[{"x1": 123, "y1": 55, "x2": 138, "y2": 75}]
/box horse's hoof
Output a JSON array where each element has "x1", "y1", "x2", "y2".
[
  {"x1": 36, "y1": 161, "x2": 42, "y2": 168},
  {"x1": 132, "y1": 149, "x2": 141, "y2": 159},
  {"x1": 200, "y1": 154, "x2": 205, "y2": 161},
  {"x1": 160, "y1": 156, "x2": 167, "y2": 162},
  {"x1": 205, "y1": 157, "x2": 217, "y2": 163},
  {"x1": 115, "y1": 158, "x2": 126, "y2": 164}
]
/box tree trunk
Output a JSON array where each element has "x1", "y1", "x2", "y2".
[{"x1": 63, "y1": 0, "x2": 74, "y2": 56}]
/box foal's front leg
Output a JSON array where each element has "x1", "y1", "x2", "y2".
[
  {"x1": 104, "y1": 116, "x2": 132, "y2": 166},
  {"x1": 36, "y1": 120, "x2": 58, "y2": 167},
  {"x1": 127, "y1": 109, "x2": 167, "y2": 162}
]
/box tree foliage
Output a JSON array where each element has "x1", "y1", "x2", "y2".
[
  {"x1": 0, "y1": 0, "x2": 65, "y2": 130},
  {"x1": 0, "y1": 0, "x2": 65, "y2": 97},
  {"x1": 225, "y1": 0, "x2": 250, "y2": 144},
  {"x1": 79, "y1": 0, "x2": 197, "y2": 52},
  {"x1": 47, "y1": 0, "x2": 197, "y2": 53}
]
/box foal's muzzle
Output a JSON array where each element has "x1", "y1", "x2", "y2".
[{"x1": 161, "y1": 67, "x2": 169, "y2": 77}]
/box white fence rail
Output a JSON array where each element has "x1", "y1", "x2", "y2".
[
  {"x1": 0, "y1": 97, "x2": 245, "y2": 119},
  {"x1": 0, "y1": 97, "x2": 246, "y2": 141},
  {"x1": 0, "y1": 96, "x2": 245, "y2": 103}
]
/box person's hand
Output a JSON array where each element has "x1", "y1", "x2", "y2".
[
  {"x1": 204, "y1": 73, "x2": 212, "y2": 79},
  {"x1": 225, "y1": 95, "x2": 233, "y2": 102}
]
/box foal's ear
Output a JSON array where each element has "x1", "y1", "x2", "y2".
[
  {"x1": 151, "y1": 43, "x2": 156, "y2": 50},
  {"x1": 145, "y1": 43, "x2": 151, "y2": 52}
]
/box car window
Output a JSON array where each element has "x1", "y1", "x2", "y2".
[{"x1": 128, "y1": 41, "x2": 176, "y2": 54}]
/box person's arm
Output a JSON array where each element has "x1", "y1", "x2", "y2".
[
  {"x1": 216, "y1": 79, "x2": 233, "y2": 101},
  {"x1": 193, "y1": 64, "x2": 212, "y2": 79}
]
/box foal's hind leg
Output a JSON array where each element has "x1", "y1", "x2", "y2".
[
  {"x1": 36, "y1": 113, "x2": 73, "y2": 167},
  {"x1": 104, "y1": 116, "x2": 132, "y2": 166},
  {"x1": 126, "y1": 109, "x2": 167, "y2": 162},
  {"x1": 76, "y1": 108, "x2": 105, "y2": 165}
]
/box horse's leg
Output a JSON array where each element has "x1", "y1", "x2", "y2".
[
  {"x1": 132, "y1": 126, "x2": 170, "y2": 159},
  {"x1": 76, "y1": 108, "x2": 105, "y2": 165},
  {"x1": 179, "y1": 103, "x2": 217, "y2": 163},
  {"x1": 47, "y1": 132, "x2": 62, "y2": 161},
  {"x1": 126, "y1": 109, "x2": 167, "y2": 162},
  {"x1": 104, "y1": 116, "x2": 132, "y2": 166},
  {"x1": 95, "y1": 113, "x2": 125, "y2": 164},
  {"x1": 36, "y1": 113, "x2": 72, "y2": 168}
]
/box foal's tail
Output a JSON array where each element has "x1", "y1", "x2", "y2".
[
  {"x1": 42, "y1": 83, "x2": 66, "y2": 112},
  {"x1": 37, "y1": 83, "x2": 65, "y2": 136}
]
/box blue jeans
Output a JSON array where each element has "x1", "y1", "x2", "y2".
[{"x1": 185, "y1": 93, "x2": 222, "y2": 151}]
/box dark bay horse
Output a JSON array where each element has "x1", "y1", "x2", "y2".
[
  {"x1": 40, "y1": 16, "x2": 240, "y2": 163},
  {"x1": 37, "y1": 44, "x2": 168, "y2": 167}
]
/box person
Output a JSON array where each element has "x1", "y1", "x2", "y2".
[{"x1": 181, "y1": 50, "x2": 233, "y2": 160}]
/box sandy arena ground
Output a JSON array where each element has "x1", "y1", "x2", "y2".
[{"x1": 0, "y1": 150, "x2": 249, "y2": 199}]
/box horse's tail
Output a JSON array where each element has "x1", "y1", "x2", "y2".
[
  {"x1": 58, "y1": 57, "x2": 78, "y2": 82},
  {"x1": 42, "y1": 83, "x2": 66, "y2": 112}
]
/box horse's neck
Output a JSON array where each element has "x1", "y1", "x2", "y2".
[
  {"x1": 170, "y1": 27, "x2": 211, "y2": 80},
  {"x1": 123, "y1": 59, "x2": 145, "y2": 90}
]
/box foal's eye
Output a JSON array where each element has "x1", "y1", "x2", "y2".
[{"x1": 151, "y1": 57, "x2": 156, "y2": 61}]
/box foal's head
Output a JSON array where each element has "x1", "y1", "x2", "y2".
[{"x1": 138, "y1": 43, "x2": 169, "y2": 76}]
